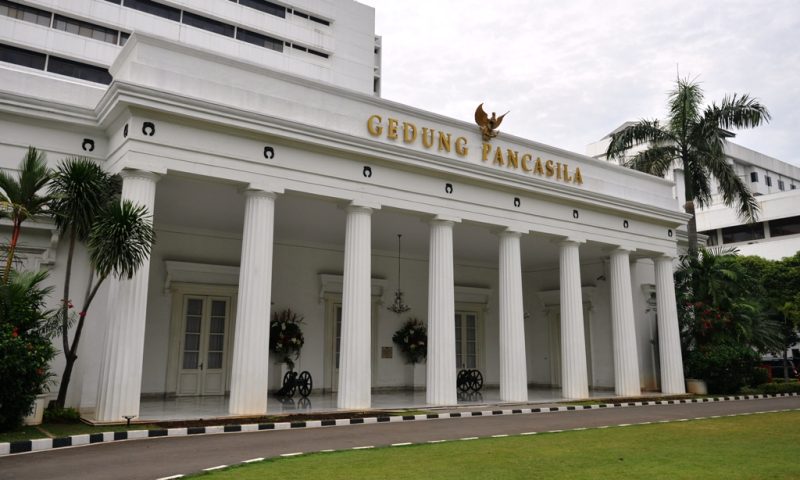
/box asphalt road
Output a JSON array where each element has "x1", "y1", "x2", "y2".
[{"x1": 1, "y1": 396, "x2": 798, "y2": 480}]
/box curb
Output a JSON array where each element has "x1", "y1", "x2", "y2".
[{"x1": 2, "y1": 392, "x2": 797, "y2": 457}]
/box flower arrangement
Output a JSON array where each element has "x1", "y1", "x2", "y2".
[
  {"x1": 392, "y1": 318, "x2": 427, "y2": 364},
  {"x1": 269, "y1": 309, "x2": 305, "y2": 370}
]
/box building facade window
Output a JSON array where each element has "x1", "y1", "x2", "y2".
[
  {"x1": 0, "y1": 42, "x2": 46, "y2": 70},
  {"x1": 700, "y1": 229, "x2": 719, "y2": 246},
  {"x1": 721, "y1": 223, "x2": 765, "y2": 244},
  {"x1": 124, "y1": 0, "x2": 181, "y2": 22},
  {"x1": 778, "y1": 180, "x2": 785, "y2": 191},
  {"x1": 53, "y1": 15, "x2": 119, "y2": 45},
  {"x1": 237, "y1": 0, "x2": 285, "y2": 18},
  {"x1": 236, "y1": 28, "x2": 283, "y2": 53},
  {"x1": 0, "y1": 0, "x2": 51, "y2": 27},
  {"x1": 47, "y1": 56, "x2": 112, "y2": 84},
  {"x1": 750, "y1": 171, "x2": 758, "y2": 183},
  {"x1": 182, "y1": 11, "x2": 234, "y2": 37},
  {"x1": 765, "y1": 176, "x2": 773, "y2": 187},
  {"x1": 768, "y1": 216, "x2": 800, "y2": 238}
]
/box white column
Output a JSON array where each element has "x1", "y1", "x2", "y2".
[
  {"x1": 95, "y1": 170, "x2": 158, "y2": 422},
  {"x1": 228, "y1": 190, "x2": 277, "y2": 415},
  {"x1": 426, "y1": 219, "x2": 457, "y2": 405},
  {"x1": 559, "y1": 240, "x2": 589, "y2": 399},
  {"x1": 498, "y1": 231, "x2": 528, "y2": 402},
  {"x1": 337, "y1": 205, "x2": 373, "y2": 409},
  {"x1": 654, "y1": 255, "x2": 686, "y2": 394},
  {"x1": 609, "y1": 248, "x2": 641, "y2": 396}
]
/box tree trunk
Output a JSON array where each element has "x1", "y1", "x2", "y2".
[
  {"x1": 682, "y1": 162, "x2": 698, "y2": 257},
  {"x1": 783, "y1": 349, "x2": 790, "y2": 382},
  {"x1": 2, "y1": 218, "x2": 21, "y2": 284},
  {"x1": 56, "y1": 230, "x2": 78, "y2": 408}
]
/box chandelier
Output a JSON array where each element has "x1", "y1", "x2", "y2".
[{"x1": 387, "y1": 234, "x2": 411, "y2": 314}]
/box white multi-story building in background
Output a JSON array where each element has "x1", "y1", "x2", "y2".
[
  {"x1": 1, "y1": 1, "x2": 692, "y2": 424},
  {"x1": 587, "y1": 125, "x2": 800, "y2": 260},
  {"x1": 0, "y1": 0, "x2": 381, "y2": 94}
]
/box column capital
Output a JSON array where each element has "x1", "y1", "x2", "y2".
[
  {"x1": 558, "y1": 238, "x2": 584, "y2": 247},
  {"x1": 119, "y1": 168, "x2": 161, "y2": 183},
  {"x1": 345, "y1": 204, "x2": 375, "y2": 215},
  {"x1": 609, "y1": 246, "x2": 633, "y2": 256},
  {"x1": 497, "y1": 229, "x2": 523, "y2": 239},
  {"x1": 243, "y1": 189, "x2": 278, "y2": 200}
]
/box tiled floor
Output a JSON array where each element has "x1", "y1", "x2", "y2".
[{"x1": 137, "y1": 387, "x2": 626, "y2": 421}]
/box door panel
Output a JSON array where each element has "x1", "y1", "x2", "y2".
[
  {"x1": 177, "y1": 295, "x2": 230, "y2": 396},
  {"x1": 455, "y1": 311, "x2": 480, "y2": 370}
]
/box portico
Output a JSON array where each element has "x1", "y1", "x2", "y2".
[{"x1": 0, "y1": 33, "x2": 688, "y2": 423}]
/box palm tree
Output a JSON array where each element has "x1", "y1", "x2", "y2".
[
  {"x1": 49, "y1": 158, "x2": 155, "y2": 407},
  {"x1": 605, "y1": 77, "x2": 771, "y2": 255},
  {"x1": 0, "y1": 147, "x2": 51, "y2": 283}
]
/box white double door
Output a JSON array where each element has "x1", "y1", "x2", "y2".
[{"x1": 177, "y1": 295, "x2": 231, "y2": 396}]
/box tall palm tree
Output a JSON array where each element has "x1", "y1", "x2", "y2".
[
  {"x1": 605, "y1": 77, "x2": 771, "y2": 255},
  {"x1": 49, "y1": 158, "x2": 154, "y2": 407},
  {"x1": 0, "y1": 147, "x2": 51, "y2": 283}
]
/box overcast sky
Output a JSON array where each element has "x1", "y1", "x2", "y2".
[{"x1": 359, "y1": 0, "x2": 800, "y2": 166}]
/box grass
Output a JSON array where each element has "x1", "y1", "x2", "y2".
[
  {"x1": 190, "y1": 411, "x2": 800, "y2": 479},
  {"x1": 0, "y1": 422, "x2": 159, "y2": 443}
]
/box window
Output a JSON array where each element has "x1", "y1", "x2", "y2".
[
  {"x1": 119, "y1": 32, "x2": 130, "y2": 46},
  {"x1": 309, "y1": 15, "x2": 330, "y2": 26},
  {"x1": 53, "y1": 15, "x2": 119, "y2": 44},
  {"x1": 238, "y1": 0, "x2": 285, "y2": 18},
  {"x1": 769, "y1": 216, "x2": 800, "y2": 238},
  {"x1": 47, "y1": 56, "x2": 112, "y2": 84},
  {"x1": 700, "y1": 229, "x2": 718, "y2": 246},
  {"x1": 182, "y1": 11, "x2": 234, "y2": 37},
  {"x1": 308, "y1": 48, "x2": 328, "y2": 59},
  {"x1": 0, "y1": 42, "x2": 46, "y2": 70},
  {"x1": 721, "y1": 223, "x2": 765, "y2": 244},
  {"x1": 779, "y1": 180, "x2": 785, "y2": 191},
  {"x1": 765, "y1": 176, "x2": 773, "y2": 187},
  {"x1": 792, "y1": 184, "x2": 797, "y2": 190},
  {"x1": 750, "y1": 172, "x2": 758, "y2": 183},
  {"x1": 236, "y1": 28, "x2": 283, "y2": 52},
  {"x1": 123, "y1": 0, "x2": 180, "y2": 22},
  {"x1": 0, "y1": 0, "x2": 51, "y2": 27}
]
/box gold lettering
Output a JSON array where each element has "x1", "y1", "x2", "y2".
[
  {"x1": 506, "y1": 150, "x2": 519, "y2": 169},
  {"x1": 494, "y1": 147, "x2": 504, "y2": 166},
  {"x1": 422, "y1": 127, "x2": 435, "y2": 148},
  {"x1": 482, "y1": 143, "x2": 492, "y2": 162},
  {"x1": 521, "y1": 153, "x2": 532, "y2": 172},
  {"x1": 438, "y1": 132, "x2": 452, "y2": 152},
  {"x1": 455, "y1": 136, "x2": 469, "y2": 156},
  {"x1": 556, "y1": 162, "x2": 562, "y2": 180},
  {"x1": 402, "y1": 122, "x2": 417, "y2": 143},
  {"x1": 367, "y1": 114, "x2": 383, "y2": 136},
  {"x1": 387, "y1": 118, "x2": 399, "y2": 140},
  {"x1": 534, "y1": 157, "x2": 544, "y2": 176},
  {"x1": 545, "y1": 160, "x2": 555, "y2": 177},
  {"x1": 562, "y1": 164, "x2": 572, "y2": 182},
  {"x1": 574, "y1": 167, "x2": 583, "y2": 185}
]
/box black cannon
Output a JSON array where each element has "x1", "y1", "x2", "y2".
[
  {"x1": 276, "y1": 370, "x2": 313, "y2": 397},
  {"x1": 457, "y1": 369, "x2": 483, "y2": 393}
]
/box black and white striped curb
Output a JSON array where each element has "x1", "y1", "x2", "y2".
[
  {"x1": 2, "y1": 392, "x2": 796, "y2": 457},
  {"x1": 155, "y1": 406, "x2": 800, "y2": 480}
]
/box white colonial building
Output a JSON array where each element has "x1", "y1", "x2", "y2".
[{"x1": 1, "y1": 0, "x2": 689, "y2": 423}]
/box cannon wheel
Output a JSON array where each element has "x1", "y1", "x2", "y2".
[
  {"x1": 470, "y1": 369, "x2": 483, "y2": 392},
  {"x1": 282, "y1": 370, "x2": 297, "y2": 397},
  {"x1": 457, "y1": 369, "x2": 470, "y2": 392},
  {"x1": 297, "y1": 371, "x2": 313, "y2": 397}
]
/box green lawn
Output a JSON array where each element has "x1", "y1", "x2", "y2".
[
  {"x1": 191, "y1": 411, "x2": 800, "y2": 479},
  {"x1": 0, "y1": 423, "x2": 159, "y2": 443}
]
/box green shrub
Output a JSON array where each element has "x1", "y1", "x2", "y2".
[
  {"x1": 684, "y1": 341, "x2": 760, "y2": 394},
  {"x1": 0, "y1": 271, "x2": 56, "y2": 431},
  {"x1": 43, "y1": 406, "x2": 81, "y2": 423}
]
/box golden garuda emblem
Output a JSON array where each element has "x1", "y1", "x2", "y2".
[{"x1": 474, "y1": 103, "x2": 508, "y2": 141}]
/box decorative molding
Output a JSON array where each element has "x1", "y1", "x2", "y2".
[
  {"x1": 163, "y1": 261, "x2": 240, "y2": 293},
  {"x1": 318, "y1": 273, "x2": 387, "y2": 303},
  {"x1": 454, "y1": 285, "x2": 491, "y2": 305},
  {"x1": 537, "y1": 286, "x2": 597, "y2": 307}
]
